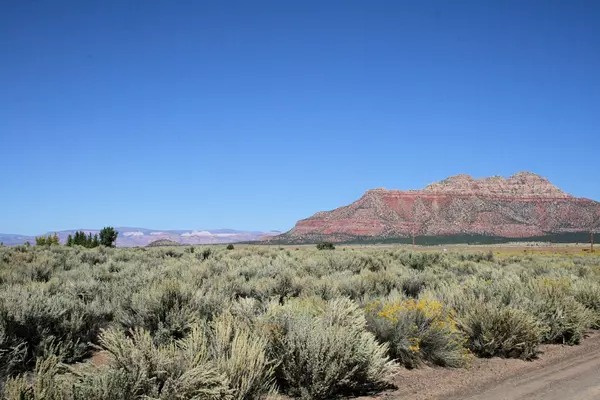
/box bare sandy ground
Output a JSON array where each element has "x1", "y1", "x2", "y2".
[{"x1": 362, "y1": 332, "x2": 600, "y2": 400}]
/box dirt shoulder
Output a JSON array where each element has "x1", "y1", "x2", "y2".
[{"x1": 361, "y1": 331, "x2": 600, "y2": 400}]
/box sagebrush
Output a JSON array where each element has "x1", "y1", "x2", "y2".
[{"x1": 1, "y1": 245, "x2": 599, "y2": 398}]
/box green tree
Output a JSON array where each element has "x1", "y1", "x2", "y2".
[
  {"x1": 66, "y1": 234, "x2": 73, "y2": 247},
  {"x1": 99, "y1": 227, "x2": 118, "y2": 247},
  {"x1": 35, "y1": 236, "x2": 47, "y2": 246},
  {"x1": 93, "y1": 233, "x2": 100, "y2": 247},
  {"x1": 73, "y1": 231, "x2": 81, "y2": 246}
]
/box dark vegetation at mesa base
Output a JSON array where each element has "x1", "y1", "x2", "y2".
[
  {"x1": 1, "y1": 245, "x2": 600, "y2": 399},
  {"x1": 272, "y1": 231, "x2": 596, "y2": 246}
]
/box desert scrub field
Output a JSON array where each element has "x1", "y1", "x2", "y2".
[{"x1": 0, "y1": 245, "x2": 599, "y2": 399}]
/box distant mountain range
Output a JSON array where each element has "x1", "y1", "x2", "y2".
[
  {"x1": 0, "y1": 227, "x2": 280, "y2": 247},
  {"x1": 273, "y1": 172, "x2": 600, "y2": 244}
]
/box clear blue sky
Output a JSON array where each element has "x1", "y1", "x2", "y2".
[{"x1": 1, "y1": 0, "x2": 599, "y2": 235}]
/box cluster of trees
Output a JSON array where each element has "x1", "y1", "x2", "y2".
[
  {"x1": 67, "y1": 231, "x2": 100, "y2": 248},
  {"x1": 35, "y1": 233, "x2": 60, "y2": 246},
  {"x1": 66, "y1": 227, "x2": 119, "y2": 248},
  {"x1": 33, "y1": 227, "x2": 119, "y2": 248}
]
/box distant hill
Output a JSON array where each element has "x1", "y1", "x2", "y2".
[
  {"x1": 0, "y1": 228, "x2": 280, "y2": 247},
  {"x1": 0, "y1": 234, "x2": 37, "y2": 246},
  {"x1": 273, "y1": 172, "x2": 600, "y2": 244},
  {"x1": 146, "y1": 239, "x2": 181, "y2": 247}
]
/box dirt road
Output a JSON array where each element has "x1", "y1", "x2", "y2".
[
  {"x1": 458, "y1": 344, "x2": 600, "y2": 400},
  {"x1": 370, "y1": 332, "x2": 600, "y2": 400}
]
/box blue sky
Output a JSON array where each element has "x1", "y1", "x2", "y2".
[{"x1": 1, "y1": 0, "x2": 599, "y2": 235}]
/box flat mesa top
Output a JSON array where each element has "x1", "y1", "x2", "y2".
[{"x1": 367, "y1": 172, "x2": 572, "y2": 199}]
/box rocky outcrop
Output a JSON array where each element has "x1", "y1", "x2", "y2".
[{"x1": 277, "y1": 172, "x2": 600, "y2": 243}]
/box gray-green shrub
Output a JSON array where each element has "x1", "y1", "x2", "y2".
[
  {"x1": 460, "y1": 303, "x2": 544, "y2": 359},
  {"x1": 264, "y1": 298, "x2": 393, "y2": 399}
]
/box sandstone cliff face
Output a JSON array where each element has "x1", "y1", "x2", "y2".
[{"x1": 280, "y1": 172, "x2": 600, "y2": 243}]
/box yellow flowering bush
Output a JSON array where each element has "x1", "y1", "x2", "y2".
[{"x1": 365, "y1": 297, "x2": 470, "y2": 368}]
